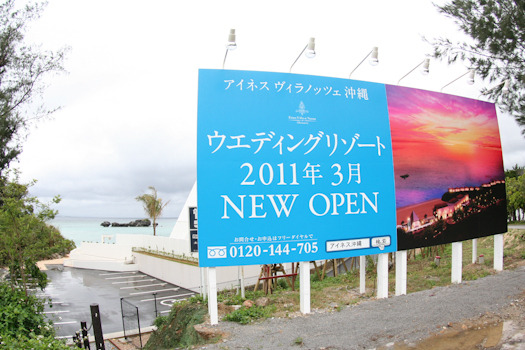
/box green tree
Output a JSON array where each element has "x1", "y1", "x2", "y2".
[
  {"x1": 0, "y1": 173, "x2": 75, "y2": 294},
  {"x1": 506, "y1": 173, "x2": 525, "y2": 221},
  {"x1": 505, "y1": 164, "x2": 525, "y2": 179},
  {"x1": 135, "y1": 186, "x2": 170, "y2": 236},
  {"x1": 0, "y1": 0, "x2": 67, "y2": 176},
  {"x1": 505, "y1": 164, "x2": 525, "y2": 221},
  {"x1": 431, "y1": 0, "x2": 525, "y2": 134}
]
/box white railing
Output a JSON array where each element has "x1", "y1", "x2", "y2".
[{"x1": 116, "y1": 234, "x2": 198, "y2": 261}]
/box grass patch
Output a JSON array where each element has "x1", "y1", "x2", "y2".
[
  {"x1": 223, "y1": 304, "x2": 276, "y2": 324},
  {"x1": 294, "y1": 336, "x2": 304, "y2": 345}
]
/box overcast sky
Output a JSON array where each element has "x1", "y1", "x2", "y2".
[{"x1": 15, "y1": 0, "x2": 525, "y2": 218}]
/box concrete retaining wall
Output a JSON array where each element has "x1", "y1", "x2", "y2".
[{"x1": 134, "y1": 252, "x2": 261, "y2": 292}]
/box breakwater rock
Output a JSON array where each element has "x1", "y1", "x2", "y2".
[{"x1": 100, "y1": 219, "x2": 152, "y2": 227}]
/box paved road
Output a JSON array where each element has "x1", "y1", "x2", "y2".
[
  {"x1": 38, "y1": 266, "x2": 195, "y2": 338},
  {"x1": 509, "y1": 224, "x2": 525, "y2": 230}
]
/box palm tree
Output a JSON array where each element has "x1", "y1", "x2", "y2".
[{"x1": 135, "y1": 186, "x2": 170, "y2": 236}]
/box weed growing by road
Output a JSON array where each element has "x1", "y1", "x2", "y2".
[{"x1": 223, "y1": 305, "x2": 276, "y2": 324}]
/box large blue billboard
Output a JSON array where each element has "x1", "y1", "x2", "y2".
[{"x1": 197, "y1": 69, "x2": 397, "y2": 267}]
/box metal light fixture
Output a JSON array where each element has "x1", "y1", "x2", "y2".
[
  {"x1": 440, "y1": 69, "x2": 475, "y2": 92},
  {"x1": 369, "y1": 47, "x2": 379, "y2": 66},
  {"x1": 421, "y1": 58, "x2": 430, "y2": 75},
  {"x1": 502, "y1": 79, "x2": 510, "y2": 93},
  {"x1": 290, "y1": 37, "x2": 316, "y2": 72},
  {"x1": 478, "y1": 79, "x2": 511, "y2": 98},
  {"x1": 223, "y1": 29, "x2": 237, "y2": 69},
  {"x1": 466, "y1": 69, "x2": 475, "y2": 85},
  {"x1": 397, "y1": 58, "x2": 430, "y2": 85},
  {"x1": 349, "y1": 47, "x2": 379, "y2": 78},
  {"x1": 305, "y1": 37, "x2": 316, "y2": 58},
  {"x1": 226, "y1": 29, "x2": 237, "y2": 50}
]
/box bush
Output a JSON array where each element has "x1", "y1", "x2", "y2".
[
  {"x1": 153, "y1": 315, "x2": 169, "y2": 328},
  {"x1": 145, "y1": 301, "x2": 208, "y2": 349},
  {"x1": 1, "y1": 333, "x2": 69, "y2": 350},
  {"x1": 0, "y1": 282, "x2": 50, "y2": 338},
  {"x1": 0, "y1": 282, "x2": 68, "y2": 349}
]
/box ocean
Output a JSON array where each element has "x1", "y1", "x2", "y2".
[{"x1": 49, "y1": 216, "x2": 178, "y2": 247}]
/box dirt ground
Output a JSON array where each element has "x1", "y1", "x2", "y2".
[
  {"x1": 107, "y1": 332, "x2": 152, "y2": 350},
  {"x1": 379, "y1": 290, "x2": 525, "y2": 349}
]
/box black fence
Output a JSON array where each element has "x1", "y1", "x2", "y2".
[
  {"x1": 72, "y1": 304, "x2": 105, "y2": 349},
  {"x1": 70, "y1": 292, "x2": 187, "y2": 349},
  {"x1": 120, "y1": 297, "x2": 143, "y2": 348}
]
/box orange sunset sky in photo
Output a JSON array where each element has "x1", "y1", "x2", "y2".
[{"x1": 386, "y1": 85, "x2": 505, "y2": 208}]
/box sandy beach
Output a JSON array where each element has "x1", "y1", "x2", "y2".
[
  {"x1": 37, "y1": 256, "x2": 67, "y2": 271},
  {"x1": 396, "y1": 198, "x2": 444, "y2": 225}
]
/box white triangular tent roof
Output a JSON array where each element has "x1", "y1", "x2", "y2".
[{"x1": 170, "y1": 181, "x2": 197, "y2": 240}]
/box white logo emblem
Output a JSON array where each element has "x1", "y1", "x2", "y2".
[
  {"x1": 289, "y1": 101, "x2": 316, "y2": 125},
  {"x1": 296, "y1": 101, "x2": 308, "y2": 116},
  {"x1": 207, "y1": 246, "x2": 227, "y2": 259}
]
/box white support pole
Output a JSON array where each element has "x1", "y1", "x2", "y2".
[
  {"x1": 377, "y1": 253, "x2": 389, "y2": 299},
  {"x1": 299, "y1": 261, "x2": 310, "y2": 314},
  {"x1": 494, "y1": 234, "x2": 504, "y2": 271},
  {"x1": 207, "y1": 267, "x2": 218, "y2": 325},
  {"x1": 359, "y1": 255, "x2": 366, "y2": 294},
  {"x1": 395, "y1": 250, "x2": 407, "y2": 296},
  {"x1": 472, "y1": 238, "x2": 478, "y2": 264},
  {"x1": 240, "y1": 266, "x2": 245, "y2": 299},
  {"x1": 451, "y1": 242, "x2": 462, "y2": 284},
  {"x1": 236, "y1": 266, "x2": 240, "y2": 295},
  {"x1": 200, "y1": 267, "x2": 207, "y2": 297}
]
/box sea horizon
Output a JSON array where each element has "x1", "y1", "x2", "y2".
[
  {"x1": 49, "y1": 216, "x2": 179, "y2": 247},
  {"x1": 53, "y1": 215, "x2": 179, "y2": 219}
]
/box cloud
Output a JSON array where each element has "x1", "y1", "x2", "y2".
[{"x1": 14, "y1": 0, "x2": 525, "y2": 218}]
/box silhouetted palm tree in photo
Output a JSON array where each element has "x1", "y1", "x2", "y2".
[{"x1": 135, "y1": 186, "x2": 170, "y2": 236}]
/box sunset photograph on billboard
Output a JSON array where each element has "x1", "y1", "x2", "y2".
[{"x1": 387, "y1": 86, "x2": 507, "y2": 250}]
